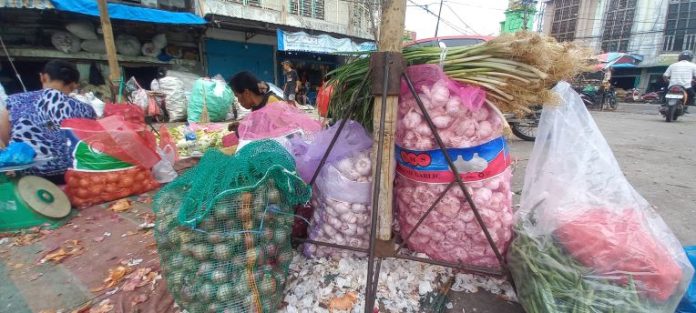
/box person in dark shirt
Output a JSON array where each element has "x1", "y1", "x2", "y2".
[{"x1": 282, "y1": 60, "x2": 298, "y2": 105}]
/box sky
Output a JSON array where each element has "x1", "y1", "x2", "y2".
[{"x1": 404, "y1": 0, "x2": 509, "y2": 39}]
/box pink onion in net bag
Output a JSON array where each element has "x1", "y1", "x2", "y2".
[
  {"x1": 394, "y1": 64, "x2": 513, "y2": 268},
  {"x1": 237, "y1": 102, "x2": 322, "y2": 140}
]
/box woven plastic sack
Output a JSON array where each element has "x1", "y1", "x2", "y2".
[
  {"x1": 303, "y1": 149, "x2": 373, "y2": 259},
  {"x1": 66, "y1": 22, "x2": 97, "y2": 40},
  {"x1": 80, "y1": 39, "x2": 106, "y2": 53},
  {"x1": 116, "y1": 35, "x2": 141, "y2": 56},
  {"x1": 61, "y1": 115, "x2": 160, "y2": 169},
  {"x1": 51, "y1": 31, "x2": 81, "y2": 54},
  {"x1": 507, "y1": 82, "x2": 693, "y2": 313},
  {"x1": 153, "y1": 140, "x2": 311, "y2": 313},
  {"x1": 152, "y1": 76, "x2": 188, "y2": 122},
  {"x1": 290, "y1": 120, "x2": 372, "y2": 183},
  {"x1": 188, "y1": 78, "x2": 234, "y2": 123},
  {"x1": 394, "y1": 65, "x2": 512, "y2": 268}
]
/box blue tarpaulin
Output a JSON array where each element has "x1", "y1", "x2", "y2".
[{"x1": 50, "y1": 0, "x2": 206, "y2": 25}]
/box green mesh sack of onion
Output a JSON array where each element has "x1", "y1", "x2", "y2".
[{"x1": 153, "y1": 140, "x2": 311, "y2": 313}]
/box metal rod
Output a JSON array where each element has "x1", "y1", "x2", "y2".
[
  {"x1": 308, "y1": 68, "x2": 372, "y2": 186},
  {"x1": 364, "y1": 52, "x2": 392, "y2": 313},
  {"x1": 296, "y1": 238, "x2": 370, "y2": 253},
  {"x1": 393, "y1": 253, "x2": 504, "y2": 277},
  {"x1": 395, "y1": 182, "x2": 454, "y2": 254},
  {"x1": 434, "y1": 0, "x2": 444, "y2": 37},
  {"x1": 402, "y1": 72, "x2": 506, "y2": 268},
  {"x1": 0, "y1": 35, "x2": 27, "y2": 92}
]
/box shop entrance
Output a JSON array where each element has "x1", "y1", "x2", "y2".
[{"x1": 277, "y1": 51, "x2": 340, "y2": 105}]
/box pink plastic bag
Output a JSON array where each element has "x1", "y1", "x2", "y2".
[
  {"x1": 61, "y1": 115, "x2": 160, "y2": 169},
  {"x1": 394, "y1": 64, "x2": 512, "y2": 268},
  {"x1": 237, "y1": 102, "x2": 322, "y2": 141}
]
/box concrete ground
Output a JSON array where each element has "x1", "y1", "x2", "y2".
[{"x1": 447, "y1": 102, "x2": 696, "y2": 313}]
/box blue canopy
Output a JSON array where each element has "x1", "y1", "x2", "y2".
[{"x1": 50, "y1": 0, "x2": 206, "y2": 25}]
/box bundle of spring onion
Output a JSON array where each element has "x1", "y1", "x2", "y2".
[{"x1": 327, "y1": 32, "x2": 592, "y2": 131}]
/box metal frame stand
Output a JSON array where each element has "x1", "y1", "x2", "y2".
[{"x1": 294, "y1": 52, "x2": 509, "y2": 313}]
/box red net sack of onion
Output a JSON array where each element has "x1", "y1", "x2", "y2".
[
  {"x1": 394, "y1": 64, "x2": 514, "y2": 268},
  {"x1": 303, "y1": 150, "x2": 373, "y2": 259}
]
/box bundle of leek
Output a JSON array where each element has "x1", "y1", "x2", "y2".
[{"x1": 327, "y1": 32, "x2": 592, "y2": 131}]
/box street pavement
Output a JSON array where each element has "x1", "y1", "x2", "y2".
[{"x1": 447, "y1": 102, "x2": 696, "y2": 312}]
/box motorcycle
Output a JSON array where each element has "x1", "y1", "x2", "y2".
[
  {"x1": 660, "y1": 85, "x2": 687, "y2": 122},
  {"x1": 505, "y1": 106, "x2": 541, "y2": 142},
  {"x1": 642, "y1": 87, "x2": 665, "y2": 104},
  {"x1": 624, "y1": 88, "x2": 641, "y2": 102}
]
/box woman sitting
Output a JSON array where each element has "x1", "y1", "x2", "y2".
[
  {"x1": 1, "y1": 60, "x2": 96, "y2": 184},
  {"x1": 229, "y1": 71, "x2": 282, "y2": 111}
]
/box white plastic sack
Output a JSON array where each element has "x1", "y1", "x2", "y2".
[
  {"x1": 80, "y1": 39, "x2": 106, "y2": 53},
  {"x1": 153, "y1": 146, "x2": 178, "y2": 183},
  {"x1": 116, "y1": 35, "x2": 141, "y2": 56},
  {"x1": 152, "y1": 77, "x2": 188, "y2": 122},
  {"x1": 51, "y1": 31, "x2": 81, "y2": 54},
  {"x1": 508, "y1": 82, "x2": 693, "y2": 313},
  {"x1": 71, "y1": 92, "x2": 105, "y2": 117},
  {"x1": 66, "y1": 22, "x2": 98, "y2": 40},
  {"x1": 141, "y1": 42, "x2": 159, "y2": 57},
  {"x1": 152, "y1": 34, "x2": 167, "y2": 50}
]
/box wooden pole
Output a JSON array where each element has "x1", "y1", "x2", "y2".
[
  {"x1": 372, "y1": 0, "x2": 406, "y2": 241},
  {"x1": 97, "y1": 0, "x2": 121, "y2": 100}
]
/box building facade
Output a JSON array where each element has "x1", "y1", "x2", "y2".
[
  {"x1": 196, "y1": 0, "x2": 376, "y2": 88},
  {"x1": 0, "y1": 0, "x2": 206, "y2": 97},
  {"x1": 0, "y1": 0, "x2": 376, "y2": 99},
  {"x1": 540, "y1": 0, "x2": 691, "y2": 92}
]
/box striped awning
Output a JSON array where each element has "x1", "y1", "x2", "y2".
[{"x1": 0, "y1": 0, "x2": 54, "y2": 9}]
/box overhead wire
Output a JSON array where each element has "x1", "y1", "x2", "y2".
[{"x1": 406, "y1": 0, "x2": 472, "y2": 35}]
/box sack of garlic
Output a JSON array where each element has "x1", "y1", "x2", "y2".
[
  {"x1": 236, "y1": 103, "x2": 322, "y2": 153},
  {"x1": 290, "y1": 120, "x2": 372, "y2": 183},
  {"x1": 394, "y1": 64, "x2": 514, "y2": 268},
  {"x1": 302, "y1": 124, "x2": 374, "y2": 259}
]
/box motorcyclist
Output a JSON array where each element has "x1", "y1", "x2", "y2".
[{"x1": 663, "y1": 50, "x2": 696, "y2": 113}]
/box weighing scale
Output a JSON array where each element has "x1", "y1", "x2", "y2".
[{"x1": 0, "y1": 160, "x2": 72, "y2": 232}]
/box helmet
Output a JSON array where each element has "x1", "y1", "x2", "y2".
[{"x1": 679, "y1": 50, "x2": 694, "y2": 61}]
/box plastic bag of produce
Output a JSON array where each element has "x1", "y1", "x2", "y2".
[
  {"x1": 508, "y1": 82, "x2": 693, "y2": 313},
  {"x1": 291, "y1": 120, "x2": 372, "y2": 183},
  {"x1": 188, "y1": 78, "x2": 234, "y2": 123},
  {"x1": 394, "y1": 64, "x2": 512, "y2": 268},
  {"x1": 303, "y1": 149, "x2": 373, "y2": 259},
  {"x1": 236, "y1": 103, "x2": 322, "y2": 152},
  {"x1": 153, "y1": 140, "x2": 311, "y2": 313}
]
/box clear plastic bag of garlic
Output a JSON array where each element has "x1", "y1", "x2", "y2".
[
  {"x1": 303, "y1": 150, "x2": 373, "y2": 259},
  {"x1": 394, "y1": 64, "x2": 514, "y2": 268}
]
